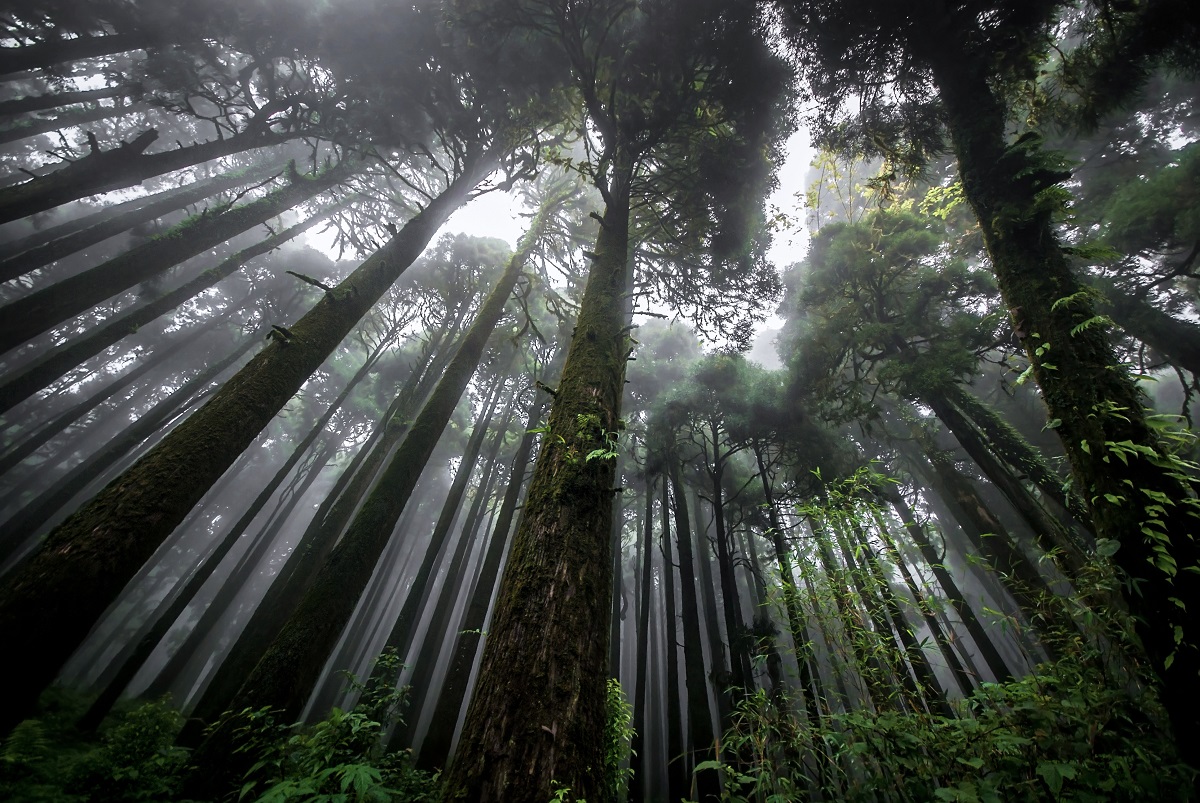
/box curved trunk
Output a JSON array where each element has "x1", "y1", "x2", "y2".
[
  {"x1": 0, "y1": 159, "x2": 283, "y2": 282},
  {"x1": 0, "y1": 162, "x2": 348, "y2": 352},
  {"x1": 0, "y1": 152, "x2": 493, "y2": 736},
  {"x1": 1090, "y1": 274, "x2": 1200, "y2": 377},
  {"x1": 0, "y1": 202, "x2": 342, "y2": 414}
]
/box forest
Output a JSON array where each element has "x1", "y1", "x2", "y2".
[{"x1": 0, "y1": 0, "x2": 1198, "y2": 801}]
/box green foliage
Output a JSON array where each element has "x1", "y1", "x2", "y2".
[
  {"x1": 710, "y1": 655, "x2": 1192, "y2": 802},
  {"x1": 234, "y1": 649, "x2": 437, "y2": 803},
  {"x1": 600, "y1": 679, "x2": 634, "y2": 802}
]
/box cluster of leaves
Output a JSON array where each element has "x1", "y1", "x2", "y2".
[
  {"x1": 715, "y1": 655, "x2": 1192, "y2": 803},
  {"x1": 0, "y1": 651, "x2": 436, "y2": 803},
  {"x1": 0, "y1": 695, "x2": 187, "y2": 803}
]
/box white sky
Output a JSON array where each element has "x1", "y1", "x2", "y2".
[{"x1": 442, "y1": 128, "x2": 817, "y2": 369}]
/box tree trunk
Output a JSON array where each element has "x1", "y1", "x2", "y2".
[
  {"x1": 608, "y1": 488, "x2": 625, "y2": 677},
  {"x1": 658, "y1": 477, "x2": 688, "y2": 803},
  {"x1": 0, "y1": 203, "x2": 340, "y2": 414},
  {"x1": 391, "y1": 402, "x2": 515, "y2": 752},
  {"x1": 0, "y1": 330, "x2": 259, "y2": 564},
  {"x1": 705, "y1": 428, "x2": 752, "y2": 696},
  {"x1": 0, "y1": 161, "x2": 348, "y2": 352},
  {"x1": 0, "y1": 158, "x2": 283, "y2": 283},
  {"x1": 441, "y1": 156, "x2": 633, "y2": 803},
  {"x1": 0, "y1": 85, "x2": 131, "y2": 118},
  {"x1": 0, "y1": 328, "x2": 200, "y2": 477},
  {"x1": 417, "y1": 381, "x2": 553, "y2": 771},
  {"x1": 930, "y1": 48, "x2": 1200, "y2": 760},
  {"x1": 77, "y1": 331, "x2": 392, "y2": 730},
  {"x1": 0, "y1": 33, "x2": 152, "y2": 76},
  {"x1": 627, "y1": 476, "x2": 655, "y2": 803},
  {"x1": 0, "y1": 151, "x2": 494, "y2": 736},
  {"x1": 1090, "y1": 274, "x2": 1200, "y2": 377},
  {"x1": 0, "y1": 125, "x2": 294, "y2": 225},
  {"x1": 669, "y1": 460, "x2": 721, "y2": 802},
  {"x1": 0, "y1": 100, "x2": 147, "y2": 146}
]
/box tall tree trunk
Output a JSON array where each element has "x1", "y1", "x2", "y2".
[
  {"x1": 391, "y1": 403, "x2": 515, "y2": 751},
  {"x1": 0, "y1": 203, "x2": 340, "y2": 414},
  {"x1": 705, "y1": 428, "x2": 752, "y2": 696},
  {"x1": 441, "y1": 155, "x2": 634, "y2": 803},
  {"x1": 0, "y1": 84, "x2": 131, "y2": 118},
  {"x1": 0, "y1": 125, "x2": 294, "y2": 225},
  {"x1": 1089, "y1": 274, "x2": 1200, "y2": 377},
  {"x1": 0, "y1": 100, "x2": 147, "y2": 146},
  {"x1": 0, "y1": 159, "x2": 283, "y2": 283},
  {"x1": 669, "y1": 460, "x2": 721, "y2": 802},
  {"x1": 0, "y1": 327, "x2": 201, "y2": 477},
  {"x1": 182, "y1": 177, "x2": 544, "y2": 797},
  {"x1": 0, "y1": 331, "x2": 259, "y2": 562},
  {"x1": 417, "y1": 382, "x2": 553, "y2": 771},
  {"x1": 0, "y1": 151, "x2": 494, "y2": 736},
  {"x1": 608, "y1": 489, "x2": 625, "y2": 677},
  {"x1": 658, "y1": 477, "x2": 688, "y2": 803},
  {"x1": 77, "y1": 331, "x2": 392, "y2": 730},
  {"x1": 0, "y1": 33, "x2": 152, "y2": 76},
  {"x1": 627, "y1": 475, "x2": 655, "y2": 803},
  {"x1": 178, "y1": 317, "x2": 463, "y2": 746},
  {"x1": 0, "y1": 161, "x2": 348, "y2": 352},
  {"x1": 929, "y1": 46, "x2": 1200, "y2": 759}
]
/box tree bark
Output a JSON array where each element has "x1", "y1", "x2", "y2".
[
  {"x1": 0, "y1": 151, "x2": 494, "y2": 736},
  {"x1": 0, "y1": 100, "x2": 147, "y2": 146},
  {"x1": 0, "y1": 33, "x2": 152, "y2": 76},
  {"x1": 0, "y1": 85, "x2": 131, "y2": 118}
]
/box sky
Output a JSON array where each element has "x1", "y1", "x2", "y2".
[{"x1": 441, "y1": 128, "x2": 817, "y2": 369}]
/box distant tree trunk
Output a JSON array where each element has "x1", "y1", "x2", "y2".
[
  {"x1": 930, "y1": 46, "x2": 1200, "y2": 759},
  {"x1": 880, "y1": 486, "x2": 1012, "y2": 683},
  {"x1": 608, "y1": 484, "x2": 626, "y2": 677},
  {"x1": 0, "y1": 203, "x2": 341, "y2": 414},
  {"x1": 704, "y1": 427, "x2": 752, "y2": 696},
  {"x1": 0, "y1": 161, "x2": 348, "y2": 353},
  {"x1": 669, "y1": 460, "x2": 720, "y2": 803},
  {"x1": 178, "y1": 319, "x2": 463, "y2": 746},
  {"x1": 0, "y1": 85, "x2": 131, "y2": 118},
  {"x1": 0, "y1": 328, "x2": 199, "y2": 477},
  {"x1": 0, "y1": 330, "x2": 259, "y2": 563},
  {"x1": 925, "y1": 388, "x2": 1090, "y2": 575},
  {"x1": 0, "y1": 159, "x2": 283, "y2": 283},
  {"x1": 0, "y1": 33, "x2": 152, "y2": 76},
  {"x1": 77, "y1": 331, "x2": 392, "y2": 730},
  {"x1": 627, "y1": 475, "x2": 655, "y2": 803},
  {"x1": 868, "y1": 507, "x2": 974, "y2": 698},
  {"x1": 692, "y1": 487, "x2": 733, "y2": 729},
  {"x1": 0, "y1": 151, "x2": 495, "y2": 736},
  {"x1": 0, "y1": 100, "x2": 148, "y2": 146},
  {"x1": 658, "y1": 478, "x2": 687, "y2": 803},
  {"x1": 182, "y1": 178, "x2": 545, "y2": 798},
  {"x1": 355, "y1": 373, "x2": 507, "y2": 692},
  {"x1": 390, "y1": 401, "x2": 516, "y2": 751},
  {"x1": 1089, "y1": 274, "x2": 1200, "y2": 377},
  {"x1": 417, "y1": 381, "x2": 553, "y2": 771},
  {"x1": 0, "y1": 125, "x2": 295, "y2": 225}
]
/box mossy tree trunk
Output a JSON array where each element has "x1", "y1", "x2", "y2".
[
  {"x1": 0, "y1": 151, "x2": 494, "y2": 736},
  {"x1": 440, "y1": 154, "x2": 636, "y2": 802},
  {"x1": 179, "y1": 318, "x2": 462, "y2": 745},
  {"x1": 929, "y1": 45, "x2": 1200, "y2": 759},
  {"x1": 0, "y1": 161, "x2": 349, "y2": 352}
]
